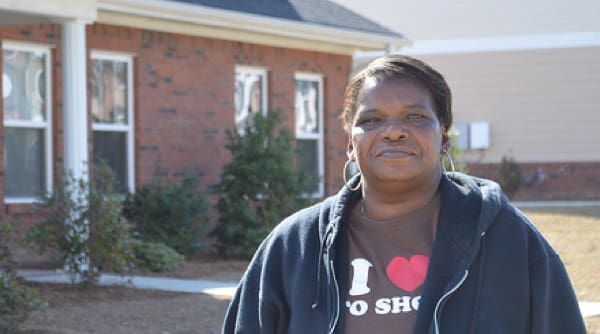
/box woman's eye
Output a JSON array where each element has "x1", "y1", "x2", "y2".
[
  {"x1": 408, "y1": 114, "x2": 425, "y2": 120},
  {"x1": 358, "y1": 118, "x2": 380, "y2": 126}
]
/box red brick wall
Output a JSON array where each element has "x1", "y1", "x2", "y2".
[
  {"x1": 0, "y1": 23, "x2": 352, "y2": 223},
  {"x1": 86, "y1": 23, "x2": 351, "y2": 195},
  {"x1": 467, "y1": 162, "x2": 600, "y2": 201}
]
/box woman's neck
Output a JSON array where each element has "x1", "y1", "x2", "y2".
[{"x1": 360, "y1": 172, "x2": 443, "y2": 222}]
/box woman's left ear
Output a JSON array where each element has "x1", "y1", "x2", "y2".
[{"x1": 441, "y1": 130, "x2": 450, "y2": 153}]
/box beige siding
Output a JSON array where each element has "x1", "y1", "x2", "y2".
[
  {"x1": 417, "y1": 47, "x2": 600, "y2": 163},
  {"x1": 332, "y1": 0, "x2": 600, "y2": 39}
]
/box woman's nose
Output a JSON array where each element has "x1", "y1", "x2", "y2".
[{"x1": 382, "y1": 120, "x2": 408, "y2": 141}]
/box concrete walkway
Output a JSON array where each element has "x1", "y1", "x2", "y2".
[
  {"x1": 580, "y1": 302, "x2": 600, "y2": 319},
  {"x1": 17, "y1": 269, "x2": 600, "y2": 319},
  {"x1": 17, "y1": 269, "x2": 238, "y2": 298},
  {"x1": 512, "y1": 200, "x2": 600, "y2": 208}
]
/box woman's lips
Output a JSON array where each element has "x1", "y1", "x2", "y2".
[{"x1": 378, "y1": 149, "x2": 414, "y2": 158}]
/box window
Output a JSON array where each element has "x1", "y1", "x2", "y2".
[
  {"x1": 91, "y1": 52, "x2": 134, "y2": 193},
  {"x1": 2, "y1": 42, "x2": 52, "y2": 202},
  {"x1": 295, "y1": 73, "x2": 324, "y2": 196},
  {"x1": 234, "y1": 67, "x2": 267, "y2": 134},
  {"x1": 452, "y1": 122, "x2": 470, "y2": 151},
  {"x1": 452, "y1": 122, "x2": 491, "y2": 151}
]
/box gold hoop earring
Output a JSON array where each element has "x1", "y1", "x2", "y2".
[
  {"x1": 441, "y1": 150, "x2": 455, "y2": 173},
  {"x1": 343, "y1": 159, "x2": 361, "y2": 191}
]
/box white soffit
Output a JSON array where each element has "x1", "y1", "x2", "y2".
[
  {"x1": 97, "y1": 0, "x2": 409, "y2": 55},
  {"x1": 0, "y1": 0, "x2": 97, "y2": 23}
]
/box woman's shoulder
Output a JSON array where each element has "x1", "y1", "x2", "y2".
[
  {"x1": 491, "y1": 203, "x2": 559, "y2": 260},
  {"x1": 247, "y1": 197, "x2": 338, "y2": 272}
]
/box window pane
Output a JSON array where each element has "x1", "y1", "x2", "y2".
[
  {"x1": 296, "y1": 139, "x2": 319, "y2": 193},
  {"x1": 2, "y1": 49, "x2": 47, "y2": 122},
  {"x1": 235, "y1": 71, "x2": 263, "y2": 133},
  {"x1": 295, "y1": 80, "x2": 319, "y2": 135},
  {"x1": 91, "y1": 59, "x2": 128, "y2": 125},
  {"x1": 5, "y1": 128, "x2": 45, "y2": 197},
  {"x1": 93, "y1": 131, "x2": 128, "y2": 192}
]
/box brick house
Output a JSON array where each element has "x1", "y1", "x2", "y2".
[{"x1": 0, "y1": 0, "x2": 406, "y2": 223}]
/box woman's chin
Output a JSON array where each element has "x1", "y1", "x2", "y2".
[{"x1": 365, "y1": 165, "x2": 440, "y2": 186}]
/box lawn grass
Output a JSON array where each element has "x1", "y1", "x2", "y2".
[{"x1": 521, "y1": 205, "x2": 600, "y2": 333}]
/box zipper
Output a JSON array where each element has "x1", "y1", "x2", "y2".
[
  {"x1": 433, "y1": 269, "x2": 469, "y2": 334},
  {"x1": 328, "y1": 259, "x2": 341, "y2": 334}
]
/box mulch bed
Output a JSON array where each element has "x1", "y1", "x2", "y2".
[{"x1": 14, "y1": 257, "x2": 249, "y2": 334}]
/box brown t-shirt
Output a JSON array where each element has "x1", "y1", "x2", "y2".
[{"x1": 344, "y1": 198, "x2": 439, "y2": 334}]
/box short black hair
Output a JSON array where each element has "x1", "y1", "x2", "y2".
[{"x1": 341, "y1": 54, "x2": 452, "y2": 134}]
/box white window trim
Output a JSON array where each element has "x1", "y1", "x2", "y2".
[
  {"x1": 90, "y1": 49, "x2": 137, "y2": 58},
  {"x1": 3, "y1": 41, "x2": 53, "y2": 204},
  {"x1": 90, "y1": 51, "x2": 135, "y2": 193},
  {"x1": 295, "y1": 72, "x2": 324, "y2": 197},
  {"x1": 3, "y1": 120, "x2": 48, "y2": 128},
  {"x1": 2, "y1": 40, "x2": 55, "y2": 52},
  {"x1": 234, "y1": 66, "x2": 268, "y2": 134}
]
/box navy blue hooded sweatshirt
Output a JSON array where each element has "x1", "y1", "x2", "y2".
[{"x1": 222, "y1": 173, "x2": 586, "y2": 333}]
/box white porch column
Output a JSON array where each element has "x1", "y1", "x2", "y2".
[
  {"x1": 62, "y1": 20, "x2": 91, "y2": 279},
  {"x1": 62, "y1": 20, "x2": 89, "y2": 181}
]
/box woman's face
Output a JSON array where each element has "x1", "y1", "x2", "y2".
[{"x1": 348, "y1": 76, "x2": 448, "y2": 189}]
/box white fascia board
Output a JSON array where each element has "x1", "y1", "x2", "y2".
[
  {"x1": 0, "y1": 0, "x2": 97, "y2": 22},
  {"x1": 401, "y1": 32, "x2": 600, "y2": 55},
  {"x1": 97, "y1": 0, "x2": 409, "y2": 53}
]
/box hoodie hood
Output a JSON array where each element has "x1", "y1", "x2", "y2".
[
  {"x1": 320, "y1": 172, "x2": 507, "y2": 247},
  {"x1": 437, "y1": 172, "x2": 507, "y2": 257}
]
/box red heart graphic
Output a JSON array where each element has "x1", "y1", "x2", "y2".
[{"x1": 386, "y1": 255, "x2": 429, "y2": 292}]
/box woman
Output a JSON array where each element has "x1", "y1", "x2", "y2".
[{"x1": 221, "y1": 55, "x2": 585, "y2": 333}]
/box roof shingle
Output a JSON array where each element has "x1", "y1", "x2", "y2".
[{"x1": 168, "y1": 0, "x2": 402, "y2": 37}]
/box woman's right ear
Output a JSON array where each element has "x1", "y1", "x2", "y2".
[{"x1": 346, "y1": 141, "x2": 355, "y2": 161}]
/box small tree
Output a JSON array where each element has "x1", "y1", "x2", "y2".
[
  {"x1": 30, "y1": 164, "x2": 134, "y2": 284},
  {"x1": 498, "y1": 155, "x2": 522, "y2": 199},
  {"x1": 212, "y1": 110, "x2": 318, "y2": 258}
]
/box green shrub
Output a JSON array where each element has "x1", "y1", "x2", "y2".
[
  {"x1": 132, "y1": 241, "x2": 184, "y2": 273},
  {"x1": 499, "y1": 155, "x2": 522, "y2": 199},
  {"x1": 30, "y1": 164, "x2": 134, "y2": 284},
  {"x1": 0, "y1": 271, "x2": 46, "y2": 333},
  {"x1": 122, "y1": 173, "x2": 209, "y2": 256},
  {"x1": 1, "y1": 219, "x2": 46, "y2": 333},
  {"x1": 0, "y1": 220, "x2": 13, "y2": 270},
  {"x1": 212, "y1": 110, "x2": 318, "y2": 259}
]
